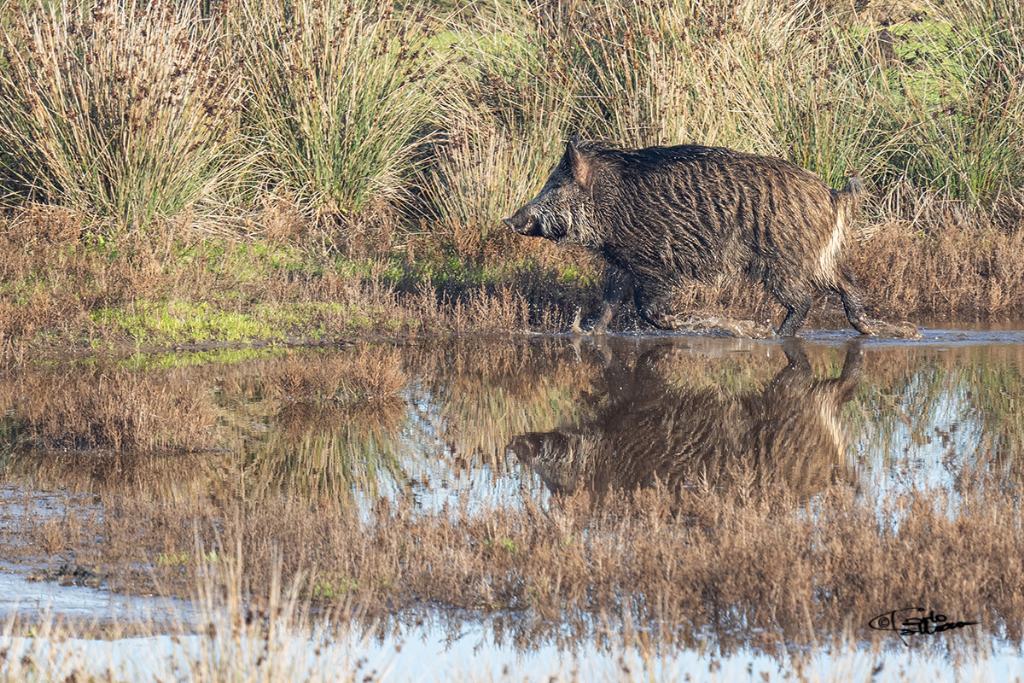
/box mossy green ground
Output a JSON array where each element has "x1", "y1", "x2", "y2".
[
  {"x1": 20, "y1": 235, "x2": 595, "y2": 349},
  {"x1": 88, "y1": 298, "x2": 406, "y2": 347}
]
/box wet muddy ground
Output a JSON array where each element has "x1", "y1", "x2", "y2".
[{"x1": 2, "y1": 329, "x2": 1024, "y2": 679}]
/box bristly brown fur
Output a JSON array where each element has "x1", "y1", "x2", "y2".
[{"x1": 505, "y1": 139, "x2": 876, "y2": 336}]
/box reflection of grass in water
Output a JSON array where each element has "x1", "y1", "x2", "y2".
[
  {"x1": 220, "y1": 346, "x2": 407, "y2": 405},
  {"x1": 948, "y1": 361, "x2": 1024, "y2": 477},
  {"x1": 848, "y1": 360, "x2": 950, "y2": 460},
  {"x1": 32, "y1": 346, "x2": 289, "y2": 373},
  {"x1": 6, "y1": 339, "x2": 1024, "y2": 659},
  {"x1": 0, "y1": 394, "x2": 411, "y2": 514},
  {"x1": 845, "y1": 347, "x2": 1024, "y2": 479},
  {"x1": 0, "y1": 343, "x2": 411, "y2": 507},
  {"x1": 0, "y1": 364, "x2": 220, "y2": 452},
  {"x1": 242, "y1": 400, "x2": 408, "y2": 503},
  {"x1": 195, "y1": 346, "x2": 412, "y2": 503},
  {"x1": 434, "y1": 380, "x2": 589, "y2": 465},
  {"x1": 404, "y1": 341, "x2": 598, "y2": 465},
  {"x1": 113, "y1": 346, "x2": 289, "y2": 371}
]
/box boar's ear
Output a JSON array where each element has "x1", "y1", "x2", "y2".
[{"x1": 564, "y1": 136, "x2": 592, "y2": 188}]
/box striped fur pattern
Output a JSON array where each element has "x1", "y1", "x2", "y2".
[{"x1": 504, "y1": 140, "x2": 872, "y2": 336}]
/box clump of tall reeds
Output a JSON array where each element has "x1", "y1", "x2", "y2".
[
  {"x1": 423, "y1": 113, "x2": 566, "y2": 261},
  {"x1": 0, "y1": 0, "x2": 240, "y2": 231},
  {"x1": 891, "y1": 0, "x2": 1024, "y2": 204},
  {"x1": 418, "y1": 0, "x2": 580, "y2": 261},
  {"x1": 232, "y1": 0, "x2": 443, "y2": 229}
]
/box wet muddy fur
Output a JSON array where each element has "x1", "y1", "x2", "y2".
[{"x1": 505, "y1": 139, "x2": 876, "y2": 337}]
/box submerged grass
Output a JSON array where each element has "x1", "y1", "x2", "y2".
[
  {"x1": 0, "y1": 551, "x2": 388, "y2": 682},
  {"x1": 4, "y1": 458, "x2": 1023, "y2": 655}
]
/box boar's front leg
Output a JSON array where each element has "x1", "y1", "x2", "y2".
[
  {"x1": 633, "y1": 285, "x2": 681, "y2": 331},
  {"x1": 587, "y1": 264, "x2": 633, "y2": 334},
  {"x1": 573, "y1": 264, "x2": 633, "y2": 335}
]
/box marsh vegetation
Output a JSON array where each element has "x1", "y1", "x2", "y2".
[
  {"x1": 2, "y1": 0, "x2": 1024, "y2": 679},
  {"x1": 1, "y1": 0, "x2": 1024, "y2": 352}
]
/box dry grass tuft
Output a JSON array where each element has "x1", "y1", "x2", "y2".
[
  {"x1": 0, "y1": 366, "x2": 218, "y2": 452},
  {"x1": 0, "y1": 0, "x2": 240, "y2": 230},
  {"x1": 5, "y1": 471, "x2": 1022, "y2": 653}
]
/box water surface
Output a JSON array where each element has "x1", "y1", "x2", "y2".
[{"x1": 2, "y1": 329, "x2": 1024, "y2": 679}]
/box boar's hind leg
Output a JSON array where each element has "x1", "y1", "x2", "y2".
[
  {"x1": 833, "y1": 268, "x2": 874, "y2": 335},
  {"x1": 775, "y1": 290, "x2": 813, "y2": 338},
  {"x1": 634, "y1": 287, "x2": 683, "y2": 331}
]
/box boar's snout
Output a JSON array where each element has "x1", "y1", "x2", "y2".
[
  {"x1": 503, "y1": 205, "x2": 541, "y2": 237},
  {"x1": 507, "y1": 434, "x2": 539, "y2": 463}
]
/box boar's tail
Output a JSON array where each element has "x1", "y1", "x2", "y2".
[
  {"x1": 816, "y1": 175, "x2": 869, "y2": 287},
  {"x1": 834, "y1": 174, "x2": 875, "y2": 242}
]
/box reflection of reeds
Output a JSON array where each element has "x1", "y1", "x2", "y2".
[
  {"x1": 0, "y1": 365, "x2": 218, "y2": 452},
  {"x1": 846, "y1": 346, "x2": 1024, "y2": 477},
  {"x1": 0, "y1": 344, "x2": 412, "y2": 507},
  {"x1": 244, "y1": 399, "x2": 408, "y2": 503},
  {"x1": 221, "y1": 346, "x2": 408, "y2": 404},
  {"x1": 401, "y1": 339, "x2": 599, "y2": 465},
  {"x1": 215, "y1": 345, "x2": 411, "y2": 502},
  {"x1": 3, "y1": 339, "x2": 1024, "y2": 654}
]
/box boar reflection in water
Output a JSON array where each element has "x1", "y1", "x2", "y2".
[{"x1": 508, "y1": 341, "x2": 862, "y2": 499}]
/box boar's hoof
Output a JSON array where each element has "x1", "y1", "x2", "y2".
[
  {"x1": 570, "y1": 308, "x2": 585, "y2": 335},
  {"x1": 569, "y1": 308, "x2": 613, "y2": 336},
  {"x1": 852, "y1": 321, "x2": 875, "y2": 336}
]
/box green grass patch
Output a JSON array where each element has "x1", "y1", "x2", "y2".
[
  {"x1": 115, "y1": 347, "x2": 289, "y2": 371},
  {"x1": 92, "y1": 301, "x2": 280, "y2": 345},
  {"x1": 89, "y1": 299, "x2": 389, "y2": 345}
]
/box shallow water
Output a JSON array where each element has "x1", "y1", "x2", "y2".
[
  {"x1": 0, "y1": 571, "x2": 193, "y2": 625},
  {"x1": 4, "y1": 621, "x2": 1024, "y2": 682},
  {"x1": 3, "y1": 328, "x2": 1024, "y2": 679}
]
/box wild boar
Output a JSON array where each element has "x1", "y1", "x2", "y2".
[
  {"x1": 503, "y1": 138, "x2": 873, "y2": 337},
  {"x1": 507, "y1": 339, "x2": 863, "y2": 501}
]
